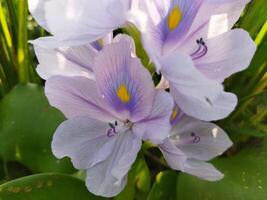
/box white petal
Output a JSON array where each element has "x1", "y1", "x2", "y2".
[
  {"x1": 179, "y1": 0, "x2": 251, "y2": 54},
  {"x1": 187, "y1": 0, "x2": 250, "y2": 39},
  {"x1": 45, "y1": 76, "x2": 115, "y2": 121},
  {"x1": 86, "y1": 130, "x2": 141, "y2": 197},
  {"x1": 52, "y1": 116, "x2": 117, "y2": 169},
  {"x1": 159, "y1": 139, "x2": 187, "y2": 171},
  {"x1": 172, "y1": 116, "x2": 233, "y2": 161},
  {"x1": 183, "y1": 159, "x2": 224, "y2": 181},
  {"x1": 171, "y1": 87, "x2": 238, "y2": 121},
  {"x1": 135, "y1": 90, "x2": 174, "y2": 144},
  {"x1": 160, "y1": 52, "x2": 236, "y2": 121},
  {"x1": 195, "y1": 29, "x2": 256, "y2": 82},
  {"x1": 29, "y1": 0, "x2": 131, "y2": 43},
  {"x1": 33, "y1": 40, "x2": 97, "y2": 80}
]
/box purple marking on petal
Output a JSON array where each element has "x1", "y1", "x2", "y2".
[
  {"x1": 162, "y1": 0, "x2": 203, "y2": 50},
  {"x1": 102, "y1": 66, "x2": 141, "y2": 116}
]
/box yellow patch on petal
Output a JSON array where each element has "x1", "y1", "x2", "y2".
[
  {"x1": 117, "y1": 84, "x2": 131, "y2": 103},
  {"x1": 167, "y1": 6, "x2": 183, "y2": 31},
  {"x1": 171, "y1": 106, "x2": 180, "y2": 121}
]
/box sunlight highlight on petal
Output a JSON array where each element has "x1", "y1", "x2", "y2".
[{"x1": 208, "y1": 14, "x2": 229, "y2": 38}]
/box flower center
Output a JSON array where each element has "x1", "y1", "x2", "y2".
[
  {"x1": 190, "y1": 38, "x2": 208, "y2": 60},
  {"x1": 167, "y1": 6, "x2": 183, "y2": 31},
  {"x1": 106, "y1": 120, "x2": 133, "y2": 137}
]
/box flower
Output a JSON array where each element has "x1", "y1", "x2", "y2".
[
  {"x1": 159, "y1": 106, "x2": 233, "y2": 181},
  {"x1": 31, "y1": 33, "x2": 115, "y2": 80},
  {"x1": 136, "y1": 0, "x2": 256, "y2": 121},
  {"x1": 46, "y1": 35, "x2": 174, "y2": 197},
  {"x1": 29, "y1": 0, "x2": 138, "y2": 47}
]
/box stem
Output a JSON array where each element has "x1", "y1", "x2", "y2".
[{"x1": 17, "y1": 0, "x2": 29, "y2": 83}]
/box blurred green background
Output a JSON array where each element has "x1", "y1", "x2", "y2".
[{"x1": 0, "y1": 0, "x2": 267, "y2": 199}]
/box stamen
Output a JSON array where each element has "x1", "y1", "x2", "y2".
[
  {"x1": 176, "y1": 132, "x2": 201, "y2": 145},
  {"x1": 191, "y1": 132, "x2": 201, "y2": 143},
  {"x1": 107, "y1": 121, "x2": 118, "y2": 137},
  {"x1": 190, "y1": 38, "x2": 208, "y2": 60},
  {"x1": 125, "y1": 119, "x2": 133, "y2": 128}
]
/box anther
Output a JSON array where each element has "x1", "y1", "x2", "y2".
[
  {"x1": 191, "y1": 132, "x2": 201, "y2": 143},
  {"x1": 107, "y1": 121, "x2": 118, "y2": 137},
  {"x1": 191, "y1": 38, "x2": 208, "y2": 60}
]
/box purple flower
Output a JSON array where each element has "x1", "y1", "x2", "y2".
[
  {"x1": 159, "y1": 106, "x2": 233, "y2": 181},
  {"x1": 31, "y1": 33, "x2": 116, "y2": 80},
  {"x1": 46, "y1": 35, "x2": 174, "y2": 197},
  {"x1": 136, "y1": 0, "x2": 256, "y2": 121}
]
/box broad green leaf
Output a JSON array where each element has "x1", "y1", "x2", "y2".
[
  {"x1": 0, "y1": 173, "x2": 106, "y2": 200},
  {"x1": 0, "y1": 84, "x2": 74, "y2": 173},
  {"x1": 177, "y1": 139, "x2": 267, "y2": 200},
  {"x1": 147, "y1": 171, "x2": 178, "y2": 200}
]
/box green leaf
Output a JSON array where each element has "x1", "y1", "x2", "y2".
[
  {"x1": 177, "y1": 139, "x2": 267, "y2": 200},
  {"x1": 0, "y1": 84, "x2": 74, "y2": 173},
  {"x1": 0, "y1": 173, "x2": 106, "y2": 200},
  {"x1": 147, "y1": 171, "x2": 178, "y2": 200},
  {"x1": 238, "y1": 0, "x2": 267, "y2": 39}
]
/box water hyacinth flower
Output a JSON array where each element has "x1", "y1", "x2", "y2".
[
  {"x1": 31, "y1": 33, "x2": 114, "y2": 80},
  {"x1": 137, "y1": 0, "x2": 256, "y2": 121},
  {"x1": 46, "y1": 36, "x2": 174, "y2": 197},
  {"x1": 28, "y1": 0, "x2": 140, "y2": 47},
  {"x1": 160, "y1": 106, "x2": 233, "y2": 181}
]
